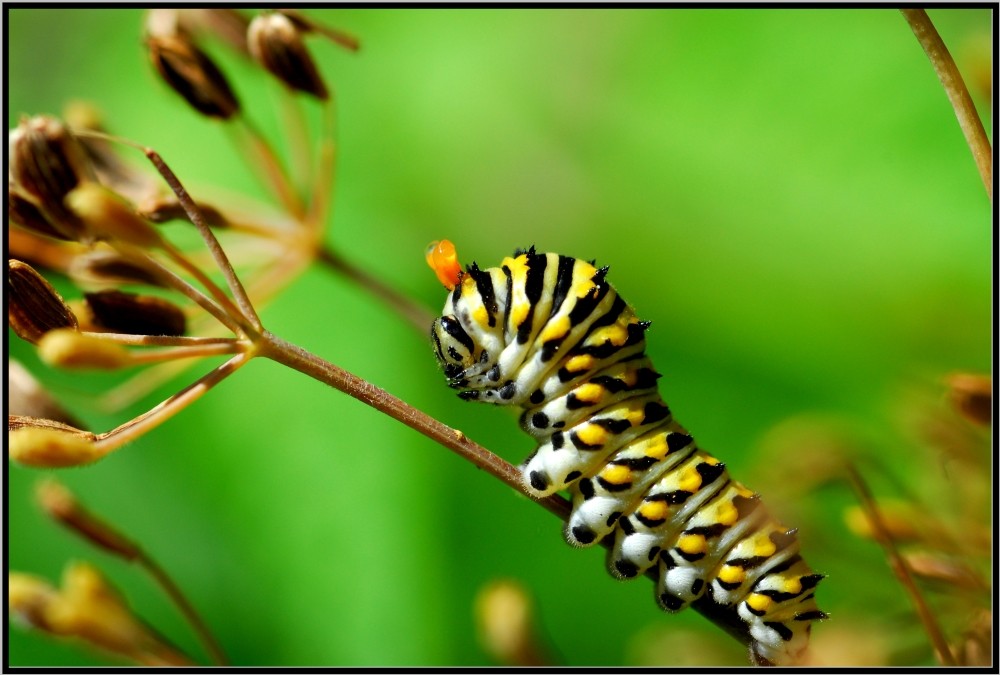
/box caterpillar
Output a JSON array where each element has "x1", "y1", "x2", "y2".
[{"x1": 426, "y1": 240, "x2": 826, "y2": 666}]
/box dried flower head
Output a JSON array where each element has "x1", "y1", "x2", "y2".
[
  {"x1": 84, "y1": 289, "x2": 187, "y2": 337},
  {"x1": 248, "y1": 12, "x2": 329, "y2": 100},
  {"x1": 7, "y1": 563, "x2": 191, "y2": 666},
  {"x1": 9, "y1": 116, "x2": 94, "y2": 239},
  {"x1": 146, "y1": 33, "x2": 240, "y2": 119},
  {"x1": 8, "y1": 416, "x2": 101, "y2": 468},
  {"x1": 8, "y1": 259, "x2": 79, "y2": 344}
]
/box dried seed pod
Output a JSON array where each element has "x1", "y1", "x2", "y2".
[
  {"x1": 36, "y1": 480, "x2": 142, "y2": 561},
  {"x1": 65, "y1": 183, "x2": 165, "y2": 249},
  {"x1": 68, "y1": 250, "x2": 165, "y2": 289},
  {"x1": 7, "y1": 360, "x2": 84, "y2": 428},
  {"x1": 7, "y1": 259, "x2": 79, "y2": 344},
  {"x1": 37, "y1": 328, "x2": 131, "y2": 371},
  {"x1": 85, "y1": 289, "x2": 187, "y2": 337},
  {"x1": 8, "y1": 184, "x2": 73, "y2": 241},
  {"x1": 9, "y1": 116, "x2": 94, "y2": 239},
  {"x1": 147, "y1": 33, "x2": 240, "y2": 119},
  {"x1": 8, "y1": 562, "x2": 191, "y2": 666},
  {"x1": 945, "y1": 373, "x2": 991, "y2": 427},
  {"x1": 8, "y1": 415, "x2": 100, "y2": 468},
  {"x1": 248, "y1": 12, "x2": 329, "y2": 100},
  {"x1": 138, "y1": 194, "x2": 231, "y2": 228}
]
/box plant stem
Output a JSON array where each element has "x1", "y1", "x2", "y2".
[
  {"x1": 143, "y1": 149, "x2": 264, "y2": 333},
  {"x1": 901, "y1": 9, "x2": 992, "y2": 202},
  {"x1": 139, "y1": 554, "x2": 228, "y2": 666},
  {"x1": 255, "y1": 330, "x2": 756, "y2": 655},
  {"x1": 94, "y1": 353, "x2": 250, "y2": 453},
  {"x1": 845, "y1": 463, "x2": 956, "y2": 666}
]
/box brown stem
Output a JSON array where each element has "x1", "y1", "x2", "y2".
[
  {"x1": 316, "y1": 245, "x2": 437, "y2": 334},
  {"x1": 255, "y1": 330, "x2": 757, "y2": 656},
  {"x1": 144, "y1": 149, "x2": 264, "y2": 333},
  {"x1": 845, "y1": 463, "x2": 956, "y2": 666},
  {"x1": 139, "y1": 554, "x2": 228, "y2": 666},
  {"x1": 901, "y1": 9, "x2": 993, "y2": 202}
]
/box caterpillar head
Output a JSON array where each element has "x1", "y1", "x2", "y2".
[{"x1": 430, "y1": 314, "x2": 477, "y2": 382}]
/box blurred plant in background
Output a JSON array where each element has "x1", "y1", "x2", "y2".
[{"x1": 7, "y1": 7, "x2": 992, "y2": 667}]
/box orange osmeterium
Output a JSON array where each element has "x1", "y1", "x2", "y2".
[{"x1": 426, "y1": 240, "x2": 462, "y2": 291}]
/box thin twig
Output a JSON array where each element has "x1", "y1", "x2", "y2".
[
  {"x1": 845, "y1": 463, "x2": 956, "y2": 666},
  {"x1": 143, "y1": 149, "x2": 264, "y2": 333},
  {"x1": 139, "y1": 554, "x2": 228, "y2": 666},
  {"x1": 83, "y1": 334, "x2": 241, "y2": 347},
  {"x1": 316, "y1": 245, "x2": 436, "y2": 334},
  {"x1": 115, "y1": 244, "x2": 243, "y2": 335},
  {"x1": 901, "y1": 9, "x2": 993, "y2": 202},
  {"x1": 94, "y1": 352, "x2": 251, "y2": 453}
]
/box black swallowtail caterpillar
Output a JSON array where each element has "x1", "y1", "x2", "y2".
[{"x1": 426, "y1": 240, "x2": 826, "y2": 665}]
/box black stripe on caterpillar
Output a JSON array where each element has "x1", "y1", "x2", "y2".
[{"x1": 427, "y1": 241, "x2": 826, "y2": 665}]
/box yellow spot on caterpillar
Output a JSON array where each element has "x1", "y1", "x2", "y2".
[
  {"x1": 678, "y1": 465, "x2": 703, "y2": 492},
  {"x1": 600, "y1": 464, "x2": 631, "y2": 485},
  {"x1": 573, "y1": 383, "x2": 604, "y2": 405},
  {"x1": 639, "y1": 500, "x2": 669, "y2": 522},
  {"x1": 623, "y1": 406, "x2": 646, "y2": 426},
  {"x1": 716, "y1": 499, "x2": 739, "y2": 526},
  {"x1": 564, "y1": 354, "x2": 595, "y2": 373},
  {"x1": 570, "y1": 265, "x2": 597, "y2": 297},
  {"x1": 539, "y1": 315, "x2": 570, "y2": 342},
  {"x1": 472, "y1": 305, "x2": 489, "y2": 327},
  {"x1": 717, "y1": 565, "x2": 745, "y2": 585},
  {"x1": 677, "y1": 534, "x2": 707, "y2": 555},
  {"x1": 645, "y1": 438, "x2": 668, "y2": 460},
  {"x1": 746, "y1": 593, "x2": 772, "y2": 613},
  {"x1": 509, "y1": 301, "x2": 529, "y2": 331},
  {"x1": 575, "y1": 424, "x2": 608, "y2": 447},
  {"x1": 782, "y1": 577, "x2": 803, "y2": 595},
  {"x1": 754, "y1": 535, "x2": 778, "y2": 558},
  {"x1": 502, "y1": 255, "x2": 530, "y2": 277}
]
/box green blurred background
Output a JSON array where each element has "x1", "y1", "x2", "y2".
[{"x1": 7, "y1": 8, "x2": 992, "y2": 667}]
